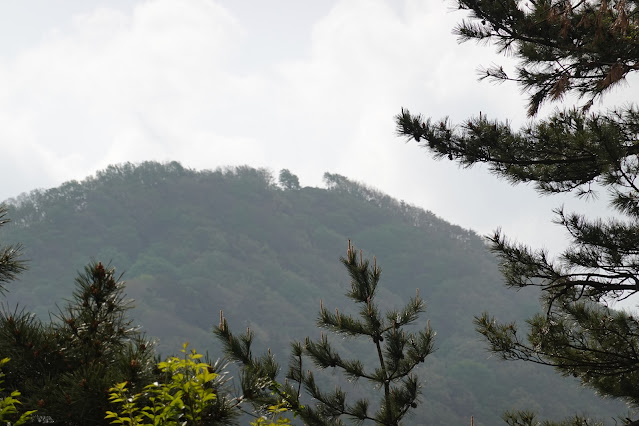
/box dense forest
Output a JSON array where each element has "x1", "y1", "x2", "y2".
[{"x1": 0, "y1": 161, "x2": 628, "y2": 425}]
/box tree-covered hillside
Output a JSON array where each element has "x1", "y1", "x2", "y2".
[{"x1": 0, "y1": 161, "x2": 627, "y2": 425}]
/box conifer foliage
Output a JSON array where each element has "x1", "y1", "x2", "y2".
[
  {"x1": 0, "y1": 261, "x2": 156, "y2": 425},
  {"x1": 0, "y1": 207, "x2": 33, "y2": 424},
  {"x1": 396, "y1": 0, "x2": 639, "y2": 423},
  {"x1": 216, "y1": 241, "x2": 434, "y2": 425},
  {"x1": 0, "y1": 205, "x2": 25, "y2": 292}
]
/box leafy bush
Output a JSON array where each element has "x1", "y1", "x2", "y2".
[
  {"x1": 0, "y1": 358, "x2": 35, "y2": 425},
  {"x1": 106, "y1": 343, "x2": 237, "y2": 426}
]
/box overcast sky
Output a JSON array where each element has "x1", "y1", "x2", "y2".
[{"x1": 0, "y1": 0, "x2": 632, "y2": 281}]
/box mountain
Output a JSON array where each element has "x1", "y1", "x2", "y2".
[{"x1": 0, "y1": 161, "x2": 628, "y2": 425}]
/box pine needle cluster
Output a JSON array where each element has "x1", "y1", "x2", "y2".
[
  {"x1": 215, "y1": 241, "x2": 434, "y2": 425},
  {"x1": 396, "y1": 0, "x2": 639, "y2": 423},
  {"x1": 0, "y1": 262, "x2": 156, "y2": 425},
  {"x1": 0, "y1": 205, "x2": 26, "y2": 292}
]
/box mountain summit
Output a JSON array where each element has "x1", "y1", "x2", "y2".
[{"x1": 0, "y1": 161, "x2": 625, "y2": 425}]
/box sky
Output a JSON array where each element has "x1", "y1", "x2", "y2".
[{"x1": 0, "y1": 0, "x2": 633, "y2": 287}]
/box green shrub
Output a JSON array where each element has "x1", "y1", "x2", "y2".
[
  {"x1": 0, "y1": 358, "x2": 35, "y2": 425},
  {"x1": 106, "y1": 343, "x2": 236, "y2": 426}
]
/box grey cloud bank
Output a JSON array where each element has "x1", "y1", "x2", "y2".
[{"x1": 0, "y1": 0, "x2": 627, "y2": 266}]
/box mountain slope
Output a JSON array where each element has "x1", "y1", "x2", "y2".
[{"x1": 0, "y1": 161, "x2": 627, "y2": 425}]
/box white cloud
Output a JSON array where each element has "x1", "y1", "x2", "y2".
[
  {"x1": 0, "y1": 0, "x2": 261, "y2": 195},
  {"x1": 264, "y1": 0, "x2": 542, "y2": 242},
  {"x1": 0, "y1": 0, "x2": 628, "y2": 266}
]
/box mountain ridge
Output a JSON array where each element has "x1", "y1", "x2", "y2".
[{"x1": 0, "y1": 161, "x2": 627, "y2": 425}]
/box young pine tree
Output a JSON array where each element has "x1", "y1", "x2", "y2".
[
  {"x1": 0, "y1": 261, "x2": 156, "y2": 425},
  {"x1": 216, "y1": 241, "x2": 434, "y2": 425}
]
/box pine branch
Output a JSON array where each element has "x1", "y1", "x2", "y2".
[
  {"x1": 215, "y1": 242, "x2": 433, "y2": 425},
  {"x1": 0, "y1": 206, "x2": 26, "y2": 292}
]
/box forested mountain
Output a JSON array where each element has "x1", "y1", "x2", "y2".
[{"x1": 0, "y1": 161, "x2": 627, "y2": 425}]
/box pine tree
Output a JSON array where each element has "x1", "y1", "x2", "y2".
[
  {"x1": 396, "y1": 0, "x2": 639, "y2": 424},
  {"x1": 215, "y1": 241, "x2": 434, "y2": 425},
  {"x1": 0, "y1": 205, "x2": 26, "y2": 293},
  {"x1": 0, "y1": 206, "x2": 34, "y2": 424},
  {"x1": 0, "y1": 261, "x2": 156, "y2": 425}
]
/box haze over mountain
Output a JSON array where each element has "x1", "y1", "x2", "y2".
[{"x1": 0, "y1": 161, "x2": 627, "y2": 425}]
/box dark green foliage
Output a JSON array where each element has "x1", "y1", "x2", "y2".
[
  {"x1": 396, "y1": 107, "x2": 638, "y2": 195},
  {"x1": 452, "y1": 0, "x2": 639, "y2": 116},
  {"x1": 278, "y1": 169, "x2": 300, "y2": 190},
  {"x1": 396, "y1": 0, "x2": 639, "y2": 423},
  {"x1": 476, "y1": 301, "x2": 639, "y2": 404},
  {"x1": 0, "y1": 205, "x2": 26, "y2": 292},
  {"x1": 215, "y1": 242, "x2": 434, "y2": 425},
  {"x1": 0, "y1": 261, "x2": 156, "y2": 425},
  {"x1": 0, "y1": 162, "x2": 628, "y2": 424},
  {"x1": 501, "y1": 410, "x2": 606, "y2": 426}
]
